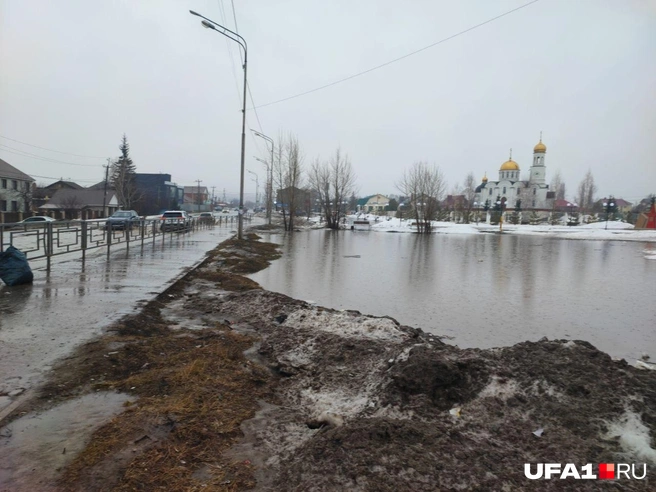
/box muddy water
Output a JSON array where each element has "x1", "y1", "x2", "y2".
[
  {"x1": 249, "y1": 231, "x2": 656, "y2": 363},
  {"x1": 0, "y1": 391, "x2": 131, "y2": 490}
]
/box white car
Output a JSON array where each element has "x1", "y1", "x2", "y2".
[
  {"x1": 160, "y1": 210, "x2": 191, "y2": 232},
  {"x1": 12, "y1": 216, "x2": 56, "y2": 228}
]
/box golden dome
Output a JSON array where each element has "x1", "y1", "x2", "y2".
[
  {"x1": 482, "y1": 174, "x2": 488, "y2": 183},
  {"x1": 534, "y1": 140, "x2": 547, "y2": 153},
  {"x1": 500, "y1": 159, "x2": 520, "y2": 171}
]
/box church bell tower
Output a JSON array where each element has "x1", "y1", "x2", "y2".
[{"x1": 529, "y1": 133, "x2": 547, "y2": 185}]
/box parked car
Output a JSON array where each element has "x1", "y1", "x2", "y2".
[
  {"x1": 160, "y1": 210, "x2": 191, "y2": 232},
  {"x1": 9, "y1": 216, "x2": 56, "y2": 229},
  {"x1": 198, "y1": 212, "x2": 215, "y2": 225},
  {"x1": 105, "y1": 210, "x2": 140, "y2": 230}
]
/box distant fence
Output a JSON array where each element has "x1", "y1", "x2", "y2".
[{"x1": 0, "y1": 214, "x2": 250, "y2": 270}]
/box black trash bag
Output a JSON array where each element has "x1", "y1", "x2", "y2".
[{"x1": 0, "y1": 246, "x2": 34, "y2": 286}]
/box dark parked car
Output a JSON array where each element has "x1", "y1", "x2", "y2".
[
  {"x1": 198, "y1": 212, "x2": 215, "y2": 225},
  {"x1": 160, "y1": 210, "x2": 191, "y2": 232},
  {"x1": 105, "y1": 210, "x2": 140, "y2": 230}
]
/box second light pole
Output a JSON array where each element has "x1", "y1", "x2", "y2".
[
  {"x1": 252, "y1": 130, "x2": 274, "y2": 225},
  {"x1": 190, "y1": 10, "x2": 247, "y2": 239}
]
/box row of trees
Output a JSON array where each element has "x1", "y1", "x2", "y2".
[
  {"x1": 106, "y1": 134, "x2": 633, "y2": 232},
  {"x1": 390, "y1": 161, "x2": 614, "y2": 233},
  {"x1": 268, "y1": 133, "x2": 357, "y2": 231}
]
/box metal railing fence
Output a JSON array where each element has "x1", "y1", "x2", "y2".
[{"x1": 0, "y1": 214, "x2": 250, "y2": 270}]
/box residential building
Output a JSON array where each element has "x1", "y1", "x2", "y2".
[
  {"x1": 39, "y1": 188, "x2": 119, "y2": 219},
  {"x1": 0, "y1": 158, "x2": 35, "y2": 220},
  {"x1": 182, "y1": 185, "x2": 210, "y2": 213},
  {"x1": 33, "y1": 180, "x2": 84, "y2": 210},
  {"x1": 356, "y1": 194, "x2": 390, "y2": 213},
  {"x1": 276, "y1": 186, "x2": 315, "y2": 216},
  {"x1": 553, "y1": 199, "x2": 579, "y2": 213},
  {"x1": 596, "y1": 198, "x2": 632, "y2": 215}
]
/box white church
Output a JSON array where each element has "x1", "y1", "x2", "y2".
[{"x1": 474, "y1": 135, "x2": 554, "y2": 214}]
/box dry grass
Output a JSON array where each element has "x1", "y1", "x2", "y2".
[
  {"x1": 58, "y1": 325, "x2": 272, "y2": 490},
  {"x1": 20, "y1": 235, "x2": 285, "y2": 491}
]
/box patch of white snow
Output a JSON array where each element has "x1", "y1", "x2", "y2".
[{"x1": 604, "y1": 411, "x2": 656, "y2": 464}]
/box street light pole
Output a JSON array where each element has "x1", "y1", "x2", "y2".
[
  {"x1": 190, "y1": 10, "x2": 247, "y2": 240},
  {"x1": 252, "y1": 130, "x2": 274, "y2": 225},
  {"x1": 603, "y1": 196, "x2": 615, "y2": 230},
  {"x1": 253, "y1": 156, "x2": 271, "y2": 219},
  {"x1": 247, "y1": 169, "x2": 259, "y2": 207}
]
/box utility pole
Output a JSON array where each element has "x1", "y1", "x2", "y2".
[
  {"x1": 195, "y1": 179, "x2": 203, "y2": 213},
  {"x1": 223, "y1": 188, "x2": 226, "y2": 203},
  {"x1": 211, "y1": 186, "x2": 216, "y2": 209},
  {"x1": 102, "y1": 158, "x2": 110, "y2": 217}
]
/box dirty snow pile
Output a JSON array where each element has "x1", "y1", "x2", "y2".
[
  {"x1": 284, "y1": 308, "x2": 408, "y2": 342},
  {"x1": 207, "y1": 289, "x2": 656, "y2": 491}
]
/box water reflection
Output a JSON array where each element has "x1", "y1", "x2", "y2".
[
  {"x1": 250, "y1": 231, "x2": 656, "y2": 362},
  {"x1": 0, "y1": 284, "x2": 34, "y2": 325}
]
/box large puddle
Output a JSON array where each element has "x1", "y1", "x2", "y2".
[
  {"x1": 0, "y1": 391, "x2": 132, "y2": 490},
  {"x1": 249, "y1": 231, "x2": 656, "y2": 362}
]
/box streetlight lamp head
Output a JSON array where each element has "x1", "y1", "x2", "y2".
[{"x1": 201, "y1": 20, "x2": 215, "y2": 29}]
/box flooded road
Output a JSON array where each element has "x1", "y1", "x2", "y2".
[
  {"x1": 0, "y1": 225, "x2": 240, "y2": 414},
  {"x1": 250, "y1": 231, "x2": 656, "y2": 363}
]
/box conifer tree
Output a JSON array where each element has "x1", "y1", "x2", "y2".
[{"x1": 110, "y1": 134, "x2": 140, "y2": 209}]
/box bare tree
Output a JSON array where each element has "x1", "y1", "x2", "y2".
[
  {"x1": 576, "y1": 170, "x2": 597, "y2": 214},
  {"x1": 396, "y1": 162, "x2": 447, "y2": 233},
  {"x1": 273, "y1": 134, "x2": 304, "y2": 231},
  {"x1": 550, "y1": 170, "x2": 566, "y2": 200},
  {"x1": 15, "y1": 181, "x2": 35, "y2": 213},
  {"x1": 61, "y1": 194, "x2": 82, "y2": 219},
  {"x1": 308, "y1": 148, "x2": 357, "y2": 230},
  {"x1": 461, "y1": 172, "x2": 476, "y2": 223}
]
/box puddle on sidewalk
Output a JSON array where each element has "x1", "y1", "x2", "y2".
[{"x1": 0, "y1": 391, "x2": 132, "y2": 491}]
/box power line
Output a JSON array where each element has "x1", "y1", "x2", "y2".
[
  {"x1": 28, "y1": 173, "x2": 99, "y2": 183},
  {"x1": 0, "y1": 145, "x2": 105, "y2": 167},
  {"x1": 0, "y1": 134, "x2": 107, "y2": 159},
  {"x1": 253, "y1": 0, "x2": 542, "y2": 110}
]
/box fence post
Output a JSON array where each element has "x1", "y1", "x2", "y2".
[
  {"x1": 46, "y1": 221, "x2": 53, "y2": 271},
  {"x1": 81, "y1": 220, "x2": 88, "y2": 264},
  {"x1": 107, "y1": 225, "x2": 112, "y2": 259}
]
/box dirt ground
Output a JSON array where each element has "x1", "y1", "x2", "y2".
[{"x1": 2, "y1": 231, "x2": 655, "y2": 491}]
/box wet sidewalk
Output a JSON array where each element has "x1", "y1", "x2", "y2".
[{"x1": 0, "y1": 224, "x2": 241, "y2": 417}]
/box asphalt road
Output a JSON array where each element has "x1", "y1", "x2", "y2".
[{"x1": 0, "y1": 223, "x2": 241, "y2": 416}]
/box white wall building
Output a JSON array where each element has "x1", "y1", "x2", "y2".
[
  {"x1": 0, "y1": 158, "x2": 35, "y2": 214},
  {"x1": 474, "y1": 137, "x2": 552, "y2": 213}
]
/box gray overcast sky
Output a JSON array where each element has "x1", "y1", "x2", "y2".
[{"x1": 1, "y1": 0, "x2": 654, "y2": 203}]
